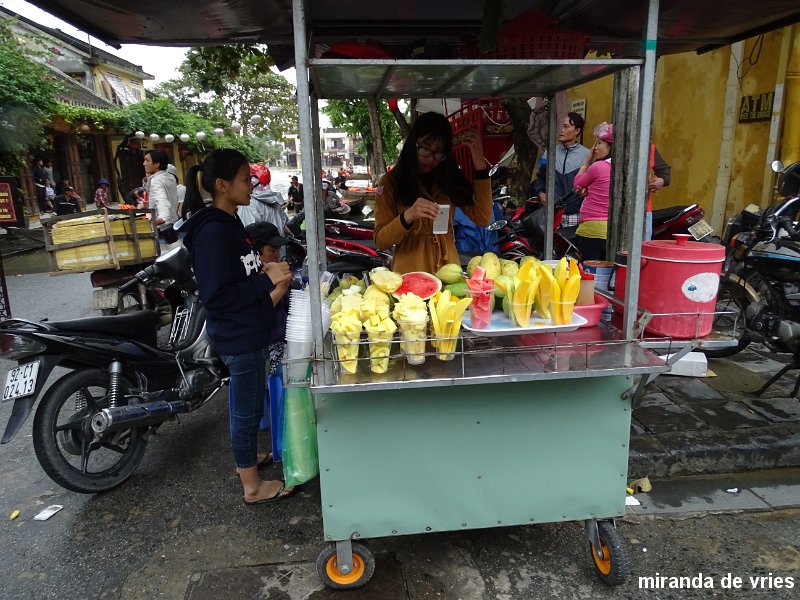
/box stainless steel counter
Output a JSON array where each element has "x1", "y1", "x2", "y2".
[{"x1": 309, "y1": 323, "x2": 668, "y2": 393}]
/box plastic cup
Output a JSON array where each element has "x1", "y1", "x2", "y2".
[
  {"x1": 333, "y1": 332, "x2": 360, "y2": 374},
  {"x1": 285, "y1": 339, "x2": 313, "y2": 381},
  {"x1": 396, "y1": 316, "x2": 429, "y2": 365},
  {"x1": 509, "y1": 301, "x2": 534, "y2": 328},
  {"x1": 550, "y1": 300, "x2": 577, "y2": 325},
  {"x1": 365, "y1": 329, "x2": 394, "y2": 374},
  {"x1": 467, "y1": 289, "x2": 494, "y2": 329}
]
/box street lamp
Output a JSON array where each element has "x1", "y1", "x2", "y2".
[
  {"x1": 164, "y1": 134, "x2": 175, "y2": 143},
  {"x1": 179, "y1": 133, "x2": 190, "y2": 143},
  {"x1": 196, "y1": 131, "x2": 206, "y2": 141}
]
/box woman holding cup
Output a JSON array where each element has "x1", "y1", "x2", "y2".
[{"x1": 374, "y1": 112, "x2": 493, "y2": 274}]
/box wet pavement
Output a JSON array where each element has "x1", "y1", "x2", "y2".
[
  {"x1": 629, "y1": 349, "x2": 800, "y2": 479},
  {"x1": 0, "y1": 269, "x2": 799, "y2": 599}
]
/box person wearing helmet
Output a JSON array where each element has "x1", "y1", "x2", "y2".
[
  {"x1": 238, "y1": 165, "x2": 287, "y2": 231},
  {"x1": 244, "y1": 221, "x2": 291, "y2": 380},
  {"x1": 572, "y1": 122, "x2": 613, "y2": 261},
  {"x1": 94, "y1": 177, "x2": 111, "y2": 208}
]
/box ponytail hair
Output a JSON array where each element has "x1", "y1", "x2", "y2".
[{"x1": 181, "y1": 148, "x2": 249, "y2": 219}]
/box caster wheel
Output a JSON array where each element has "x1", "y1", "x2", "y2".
[
  {"x1": 316, "y1": 542, "x2": 375, "y2": 590},
  {"x1": 589, "y1": 521, "x2": 630, "y2": 586}
]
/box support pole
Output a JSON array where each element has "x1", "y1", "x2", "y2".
[
  {"x1": 544, "y1": 97, "x2": 557, "y2": 260},
  {"x1": 292, "y1": 0, "x2": 325, "y2": 359},
  {"x1": 622, "y1": 0, "x2": 659, "y2": 340}
]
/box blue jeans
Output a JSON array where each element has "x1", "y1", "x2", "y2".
[{"x1": 221, "y1": 348, "x2": 269, "y2": 468}]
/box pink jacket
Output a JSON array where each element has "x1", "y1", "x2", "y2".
[{"x1": 573, "y1": 158, "x2": 611, "y2": 222}]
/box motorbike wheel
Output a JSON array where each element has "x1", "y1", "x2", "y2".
[
  {"x1": 32, "y1": 369, "x2": 148, "y2": 493},
  {"x1": 703, "y1": 276, "x2": 753, "y2": 358}
]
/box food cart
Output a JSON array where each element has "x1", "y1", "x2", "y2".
[{"x1": 34, "y1": 0, "x2": 800, "y2": 590}]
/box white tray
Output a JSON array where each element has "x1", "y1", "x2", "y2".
[{"x1": 462, "y1": 311, "x2": 587, "y2": 336}]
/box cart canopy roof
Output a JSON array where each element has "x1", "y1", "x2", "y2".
[{"x1": 29, "y1": 0, "x2": 800, "y2": 63}]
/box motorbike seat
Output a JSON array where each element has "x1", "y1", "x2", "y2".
[
  {"x1": 651, "y1": 205, "x2": 691, "y2": 223},
  {"x1": 46, "y1": 311, "x2": 162, "y2": 345}
]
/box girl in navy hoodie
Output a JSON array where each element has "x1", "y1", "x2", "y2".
[{"x1": 180, "y1": 149, "x2": 294, "y2": 505}]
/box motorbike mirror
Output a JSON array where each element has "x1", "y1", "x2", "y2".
[
  {"x1": 772, "y1": 160, "x2": 785, "y2": 173},
  {"x1": 487, "y1": 220, "x2": 507, "y2": 231},
  {"x1": 488, "y1": 145, "x2": 516, "y2": 177}
]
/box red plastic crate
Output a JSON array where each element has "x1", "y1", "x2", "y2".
[
  {"x1": 448, "y1": 99, "x2": 513, "y2": 177},
  {"x1": 486, "y1": 31, "x2": 590, "y2": 60}
]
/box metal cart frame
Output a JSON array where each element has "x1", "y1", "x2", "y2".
[{"x1": 289, "y1": 0, "x2": 678, "y2": 588}]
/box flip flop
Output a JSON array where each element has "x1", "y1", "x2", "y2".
[{"x1": 243, "y1": 481, "x2": 295, "y2": 506}]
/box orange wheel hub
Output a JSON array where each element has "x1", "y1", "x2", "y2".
[
  {"x1": 325, "y1": 553, "x2": 365, "y2": 585},
  {"x1": 592, "y1": 540, "x2": 612, "y2": 575}
]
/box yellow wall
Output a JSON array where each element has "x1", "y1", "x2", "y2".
[
  {"x1": 564, "y1": 28, "x2": 799, "y2": 224},
  {"x1": 92, "y1": 65, "x2": 147, "y2": 103}
]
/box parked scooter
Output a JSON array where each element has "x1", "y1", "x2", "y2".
[
  {"x1": 492, "y1": 188, "x2": 582, "y2": 263},
  {"x1": 706, "y1": 161, "x2": 800, "y2": 393},
  {"x1": 284, "y1": 211, "x2": 390, "y2": 276},
  {"x1": 651, "y1": 204, "x2": 710, "y2": 240},
  {"x1": 0, "y1": 246, "x2": 227, "y2": 493}
]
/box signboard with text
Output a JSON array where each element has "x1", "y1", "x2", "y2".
[
  {"x1": 0, "y1": 182, "x2": 17, "y2": 223},
  {"x1": 739, "y1": 92, "x2": 774, "y2": 123}
]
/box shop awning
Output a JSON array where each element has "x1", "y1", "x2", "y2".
[{"x1": 27, "y1": 0, "x2": 800, "y2": 67}]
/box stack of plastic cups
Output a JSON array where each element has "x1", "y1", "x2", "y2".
[{"x1": 285, "y1": 290, "x2": 313, "y2": 382}]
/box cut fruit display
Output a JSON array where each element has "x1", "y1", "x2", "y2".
[
  {"x1": 465, "y1": 268, "x2": 494, "y2": 329},
  {"x1": 392, "y1": 271, "x2": 442, "y2": 300}
]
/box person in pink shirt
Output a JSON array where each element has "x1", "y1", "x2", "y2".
[{"x1": 573, "y1": 122, "x2": 613, "y2": 260}]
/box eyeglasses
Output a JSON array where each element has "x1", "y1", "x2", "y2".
[{"x1": 416, "y1": 143, "x2": 447, "y2": 162}]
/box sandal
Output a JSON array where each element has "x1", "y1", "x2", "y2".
[{"x1": 243, "y1": 481, "x2": 296, "y2": 505}]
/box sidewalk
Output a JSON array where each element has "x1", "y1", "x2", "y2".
[{"x1": 629, "y1": 345, "x2": 800, "y2": 479}]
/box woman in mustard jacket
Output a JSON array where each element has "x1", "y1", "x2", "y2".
[{"x1": 374, "y1": 112, "x2": 492, "y2": 274}]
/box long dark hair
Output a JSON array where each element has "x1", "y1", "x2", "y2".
[
  {"x1": 181, "y1": 149, "x2": 249, "y2": 219},
  {"x1": 389, "y1": 112, "x2": 475, "y2": 208}
]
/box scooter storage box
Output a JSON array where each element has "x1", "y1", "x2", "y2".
[
  {"x1": 42, "y1": 209, "x2": 159, "y2": 273},
  {"x1": 613, "y1": 236, "x2": 725, "y2": 339}
]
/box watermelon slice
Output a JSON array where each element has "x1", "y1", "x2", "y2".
[
  {"x1": 472, "y1": 265, "x2": 487, "y2": 281},
  {"x1": 392, "y1": 271, "x2": 442, "y2": 300},
  {"x1": 465, "y1": 277, "x2": 494, "y2": 328}
]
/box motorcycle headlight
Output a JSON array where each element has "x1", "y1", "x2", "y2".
[{"x1": 0, "y1": 333, "x2": 45, "y2": 360}]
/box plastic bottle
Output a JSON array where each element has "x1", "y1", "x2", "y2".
[{"x1": 577, "y1": 273, "x2": 595, "y2": 306}]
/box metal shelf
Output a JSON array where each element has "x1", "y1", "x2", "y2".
[
  {"x1": 303, "y1": 325, "x2": 667, "y2": 393},
  {"x1": 309, "y1": 58, "x2": 643, "y2": 99}
]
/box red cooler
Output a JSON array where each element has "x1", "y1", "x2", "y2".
[{"x1": 614, "y1": 235, "x2": 725, "y2": 339}]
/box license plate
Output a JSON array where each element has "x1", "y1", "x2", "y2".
[
  {"x1": 93, "y1": 288, "x2": 119, "y2": 310},
  {"x1": 3, "y1": 361, "x2": 39, "y2": 401},
  {"x1": 688, "y1": 219, "x2": 714, "y2": 240}
]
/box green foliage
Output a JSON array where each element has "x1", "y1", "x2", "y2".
[
  {"x1": 55, "y1": 104, "x2": 125, "y2": 131},
  {"x1": 184, "y1": 45, "x2": 273, "y2": 95},
  {"x1": 152, "y1": 52, "x2": 298, "y2": 150},
  {"x1": 0, "y1": 19, "x2": 62, "y2": 175},
  {"x1": 324, "y1": 100, "x2": 401, "y2": 163}
]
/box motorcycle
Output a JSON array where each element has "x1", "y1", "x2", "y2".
[
  {"x1": 0, "y1": 246, "x2": 227, "y2": 493},
  {"x1": 284, "y1": 210, "x2": 391, "y2": 276},
  {"x1": 706, "y1": 160, "x2": 800, "y2": 396},
  {"x1": 651, "y1": 204, "x2": 710, "y2": 240},
  {"x1": 494, "y1": 201, "x2": 582, "y2": 262}
]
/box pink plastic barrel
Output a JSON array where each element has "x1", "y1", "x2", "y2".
[{"x1": 614, "y1": 235, "x2": 725, "y2": 339}]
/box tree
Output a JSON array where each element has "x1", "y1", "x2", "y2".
[{"x1": 0, "y1": 19, "x2": 61, "y2": 175}]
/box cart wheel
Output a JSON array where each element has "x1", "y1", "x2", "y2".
[
  {"x1": 316, "y1": 542, "x2": 375, "y2": 590},
  {"x1": 588, "y1": 521, "x2": 630, "y2": 586}
]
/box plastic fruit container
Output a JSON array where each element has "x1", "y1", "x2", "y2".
[{"x1": 573, "y1": 293, "x2": 610, "y2": 328}]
